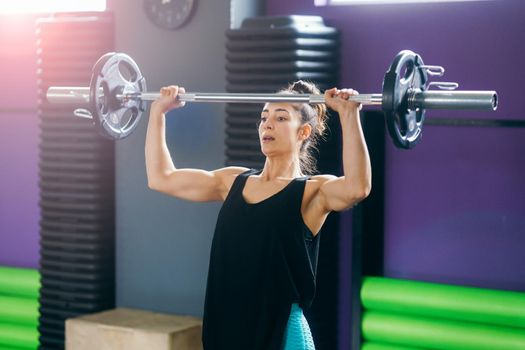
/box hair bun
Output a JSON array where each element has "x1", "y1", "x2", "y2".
[{"x1": 290, "y1": 80, "x2": 318, "y2": 95}]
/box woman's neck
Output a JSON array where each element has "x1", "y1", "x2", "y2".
[{"x1": 260, "y1": 155, "x2": 303, "y2": 181}]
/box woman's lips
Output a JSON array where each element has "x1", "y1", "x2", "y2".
[{"x1": 262, "y1": 135, "x2": 275, "y2": 142}]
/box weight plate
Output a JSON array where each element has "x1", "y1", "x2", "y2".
[
  {"x1": 382, "y1": 50, "x2": 428, "y2": 149},
  {"x1": 89, "y1": 52, "x2": 147, "y2": 140}
]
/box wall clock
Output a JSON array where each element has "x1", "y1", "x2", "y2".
[{"x1": 143, "y1": 0, "x2": 196, "y2": 30}]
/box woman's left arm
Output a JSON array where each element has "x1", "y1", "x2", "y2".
[{"x1": 317, "y1": 88, "x2": 372, "y2": 212}]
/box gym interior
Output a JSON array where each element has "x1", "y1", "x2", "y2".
[{"x1": 1, "y1": 0, "x2": 524, "y2": 349}]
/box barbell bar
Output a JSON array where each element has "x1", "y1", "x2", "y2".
[
  {"x1": 44, "y1": 50, "x2": 498, "y2": 148},
  {"x1": 46, "y1": 87, "x2": 497, "y2": 110},
  {"x1": 46, "y1": 87, "x2": 383, "y2": 105}
]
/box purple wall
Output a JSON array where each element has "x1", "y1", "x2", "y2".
[
  {"x1": 0, "y1": 15, "x2": 40, "y2": 268},
  {"x1": 265, "y1": 0, "x2": 525, "y2": 348}
]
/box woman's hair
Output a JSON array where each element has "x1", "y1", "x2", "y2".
[{"x1": 278, "y1": 80, "x2": 328, "y2": 175}]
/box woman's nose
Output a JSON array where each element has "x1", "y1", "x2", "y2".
[{"x1": 263, "y1": 120, "x2": 273, "y2": 129}]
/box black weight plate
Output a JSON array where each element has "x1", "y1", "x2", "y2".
[
  {"x1": 40, "y1": 296, "x2": 111, "y2": 313},
  {"x1": 41, "y1": 257, "x2": 109, "y2": 272},
  {"x1": 225, "y1": 139, "x2": 260, "y2": 148},
  {"x1": 39, "y1": 151, "x2": 113, "y2": 165},
  {"x1": 227, "y1": 50, "x2": 337, "y2": 63},
  {"x1": 38, "y1": 159, "x2": 110, "y2": 172},
  {"x1": 39, "y1": 338, "x2": 65, "y2": 350},
  {"x1": 39, "y1": 306, "x2": 85, "y2": 321},
  {"x1": 226, "y1": 38, "x2": 337, "y2": 51},
  {"x1": 36, "y1": 69, "x2": 90, "y2": 82},
  {"x1": 40, "y1": 237, "x2": 112, "y2": 252},
  {"x1": 40, "y1": 251, "x2": 113, "y2": 267},
  {"x1": 40, "y1": 288, "x2": 112, "y2": 303},
  {"x1": 39, "y1": 181, "x2": 111, "y2": 194},
  {"x1": 40, "y1": 128, "x2": 100, "y2": 141},
  {"x1": 226, "y1": 60, "x2": 335, "y2": 73},
  {"x1": 39, "y1": 315, "x2": 67, "y2": 328},
  {"x1": 37, "y1": 105, "x2": 82, "y2": 115},
  {"x1": 227, "y1": 83, "x2": 332, "y2": 93},
  {"x1": 39, "y1": 142, "x2": 110, "y2": 155},
  {"x1": 39, "y1": 269, "x2": 112, "y2": 285},
  {"x1": 39, "y1": 121, "x2": 94, "y2": 134},
  {"x1": 40, "y1": 265, "x2": 113, "y2": 280},
  {"x1": 39, "y1": 169, "x2": 110, "y2": 182},
  {"x1": 227, "y1": 16, "x2": 337, "y2": 39},
  {"x1": 38, "y1": 325, "x2": 64, "y2": 337},
  {"x1": 226, "y1": 117, "x2": 259, "y2": 128},
  {"x1": 40, "y1": 275, "x2": 112, "y2": 291},
  {"x1": 37, "y1": 57, "x2": 97, "y2": 70},
  {"x1": 225, "y1": 127, "x2": 259, "y2": 137},
  {"x1": 40, "y1": 191, "x2": 111, "y2": 203},
  {"x1": 41, "y1": 230, "x2": 114, "y2": 244},
  {"x1": 39, "y1": 200, "x2": 112, "y2": 212},
  {"x1": 226, "y1": 105, "x2": 261, "y2": 116},
  {"x1": 36, "y1": 51, "x2": 110, "y2": 65},
  {"x1": 382, "y1": 50, "x2": 427, "y2": 149},
  {"x1": 40, "y1": 219, "x2": 112, "y2": 232},
  {"x1": 226, "y1": 71, "x2": 335, "y2": 84}
]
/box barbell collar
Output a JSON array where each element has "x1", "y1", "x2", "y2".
[
  {"x1": 409, "y1": 90, "x2": 498, "y2": 111},
  {"x1": 46, "y1": 87, "x2": 91, "y2": 104}
]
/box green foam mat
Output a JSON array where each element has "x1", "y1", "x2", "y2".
[
  {"x1": 0, "y1": 323, "x2": 39, "y2": 349},
  {"x1": 0, "y1": 267, "x2": 39, "y2": 299},
  {"x1": 0, "y1": 296, "x2": 38, "y2": 327},
  {"x1": 361, "y1": 342, "x2": 426, "y2": 350},
  {"x1": 361, "y1": 277, "x2": 525, "y2": 328},
  {"x1": 362, "y1": 311, "x2": 525, "y2": 350}
]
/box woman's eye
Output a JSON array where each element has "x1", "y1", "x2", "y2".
[
  {"x1": 277, "y1": 116, "x2": 287, "y2": 121},
  {"x1": 260, "y1": 117, "x2": 267, "y2": 123}
]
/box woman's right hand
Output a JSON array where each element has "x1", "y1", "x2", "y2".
[{"x1": 151, "y1": 85, "x2": 186, "y2": 114}]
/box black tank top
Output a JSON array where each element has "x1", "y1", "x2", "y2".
[{"x1": 202, "y1": 169, "x2": 320, "y2": 349}]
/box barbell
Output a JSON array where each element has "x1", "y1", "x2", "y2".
[{"x1": 45, "y1": 49, "x2": 498, "y2": 149}]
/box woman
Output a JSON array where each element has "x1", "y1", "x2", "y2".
[{"x1": 145, "y1": 81, "x2": 371, "y2": 350}]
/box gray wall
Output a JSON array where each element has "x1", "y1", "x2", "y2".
[{"x1": 107, "y1": 0, "x2": 231, "y2": 316}]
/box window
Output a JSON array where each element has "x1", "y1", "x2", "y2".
[
  {"x1": 316, "y1": 0, "x2": 486, "y2": 5},
  {"x1": 0, "y1": 0, "x2": 106, "y2": 14}
]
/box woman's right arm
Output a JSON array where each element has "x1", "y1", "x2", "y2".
[{"x1": 145, "y1": 85, "x2": 246, "y2": 202}]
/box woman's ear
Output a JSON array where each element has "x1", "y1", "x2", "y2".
[{"x1": 299, "y1": 124, "x2": 312, "y2": 140}]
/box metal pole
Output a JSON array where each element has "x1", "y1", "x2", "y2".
[
  {"x1": 136, "y1": 92, "x2": 383, "y2": 105},
  {"x1": 409, "y1": 90, "x2": 498, "y2": 111},
  {"x1": 46, "y1": 87, "x2": 497, "y2": 111},
  {"x1": 47, "y1": 87, "x2": 383, "y2": 105}
]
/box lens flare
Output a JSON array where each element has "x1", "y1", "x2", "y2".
[{"x1": 0, "y1": 0, "x2": 105, "y2": 14}]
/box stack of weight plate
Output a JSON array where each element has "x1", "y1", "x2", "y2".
[
  {"x1": 225, "y1": 16, "x2": 339, "y2": 168},
  {"x1": 35, "y1": 13, "x2": 115, "y2": 350}
]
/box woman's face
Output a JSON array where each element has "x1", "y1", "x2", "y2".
[{"x1": 259, "y1": 102, "x2": 308, "y2": 157}]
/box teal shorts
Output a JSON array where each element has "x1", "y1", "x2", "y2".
[{"x1": 282, "y1": 303, "x2": 316, "y2": 350}]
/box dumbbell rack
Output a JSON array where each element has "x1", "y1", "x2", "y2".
[
  {"x1": 224, "y1": 16, "x2": 340, "y2": 168},
  {"x1": 35, "y1": 13, "x2": 115, "y2": 349}
]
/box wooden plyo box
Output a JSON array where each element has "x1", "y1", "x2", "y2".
[{"x1": 66, "y1": 308, "x2": 203, "y2": 350}]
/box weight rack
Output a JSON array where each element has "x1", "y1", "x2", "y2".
[
  {"x1": 36, "y1": 13, "x2": 115, "y2": 350},
  {"x1": 224, "y1": 16, "x2": 340, "y2": 168}
]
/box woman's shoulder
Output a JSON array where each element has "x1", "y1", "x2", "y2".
[
  {"x1": 303, "y1": 174, "x2": 337, "y2": 195},
  {"x1": 214, "y1": 166, "x2": 251, "y2": 190},
  {"x1": 215, "y1": 166, "x2": 251, "y2": 176},
  {"x1": 307, "y1": 174, "x2": 337, "y2": 184}
]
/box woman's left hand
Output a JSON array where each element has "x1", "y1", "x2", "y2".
[{"x1": 324, "y1": 87, "x2": 362, "y2": 115}]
